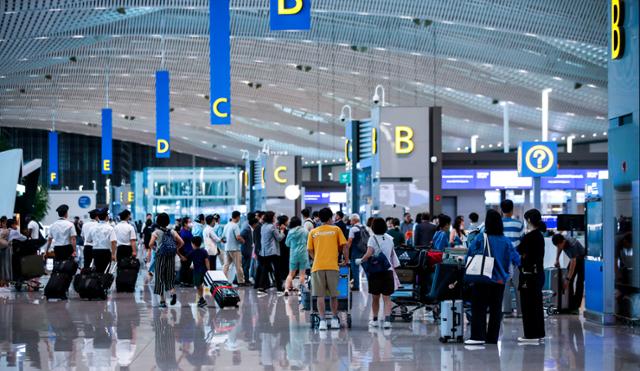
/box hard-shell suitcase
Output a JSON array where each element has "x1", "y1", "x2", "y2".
[
  {"x1": 439, "y1": 300, "x2": 464, "y2": 343},
  {"x1": 74, "y1": 267, "x2": 114, "y2": 300},
  {"x1": 204, "y1": 270, "x2": 240, "y2": 308},
  {"x1": 544, "y1": 268, "x2": 570, "y2": 313},
  {"x1": 44, "y1": 272, "x2": 73, "y2": 300},
  {"x1": 116, "y1": 257, "x2": 140, "y2": 292}
]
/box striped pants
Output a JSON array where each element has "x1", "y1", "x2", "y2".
[{"x1": 153, "y1": 253, "x2": 176, "y2": 296}]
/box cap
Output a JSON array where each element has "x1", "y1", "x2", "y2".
[
  {"x1": 97, "y1": 207, "x2": 109, "y2": 218},
  {"x1": 88, "y1": 209, "x2": 99, "y2": 219}
]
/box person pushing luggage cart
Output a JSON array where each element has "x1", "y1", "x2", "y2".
[{"x1": 307, "y1": 208, "x2": 349, "y2": 330}]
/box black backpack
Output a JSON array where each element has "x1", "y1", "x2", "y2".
[{"x1": 355, "y1": 225, "x2": 370, "y2": 255}]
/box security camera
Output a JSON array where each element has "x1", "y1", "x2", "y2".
[
  {"x1": 372, "y1": 93, "x2": 380, "y2": 105},
  {"x1": 339, "y1": 113, "x2": 346, "y2": 122}
]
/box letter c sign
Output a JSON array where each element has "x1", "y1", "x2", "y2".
[{"x1": 274, "y1": 166, "x2": 288, "y2": 184}]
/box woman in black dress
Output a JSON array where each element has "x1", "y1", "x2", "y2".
[{"x1": 517, "y1": 209, "x2": 546, "y2": 343}]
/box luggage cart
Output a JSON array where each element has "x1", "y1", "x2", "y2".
[{"x1": 304, "y1": 266, "x2": 352, "y2": 329}]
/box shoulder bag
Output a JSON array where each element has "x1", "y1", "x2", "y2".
[
  {"x1": 362, "y1": 235, "x2": 391, "y2": 276},
  {"x1": 464, "y1": 233, "x2": 495, "y2": 282}
]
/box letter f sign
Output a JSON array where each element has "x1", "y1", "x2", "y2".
[{"x1": 270, "y1": 0, "x2": 311, "y2": 31}]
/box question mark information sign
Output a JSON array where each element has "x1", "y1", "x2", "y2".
[{"x1": 518, "y1": 141, "x2": 558, "y2": 177}]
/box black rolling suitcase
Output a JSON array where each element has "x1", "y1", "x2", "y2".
[
  {"x1": 426, "y1": 262, "x2": 465, "y2": 303},
  {"x1": 116, "y1": 257, "x2": 140, "y2": 292},
  {"x1": 74, "y1": 264, "x2": 114, "y2": 300},
  {"x1": 44, "y1": 258, "x2": 78, "y2": 300},
  {"x1": 204, "y1": 271, "x2": 240, "y2": 308},
  {"x1": 45, "y1": 272, "x2": 73, "y2": 300}
]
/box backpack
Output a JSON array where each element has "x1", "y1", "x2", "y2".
[
  {"x1": 157, "y1": 228, "x2": 177, "y2": 256},
  {"x1": 355, "y1": 225, "x2": 370, "y2": 255},
  {"x1": 466, "y1": 228, "x2": 482, "y2": 249}
]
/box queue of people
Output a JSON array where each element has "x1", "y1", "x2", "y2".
[{"x1": 0, "y1": 200, "x2": 582, "y2": 345}]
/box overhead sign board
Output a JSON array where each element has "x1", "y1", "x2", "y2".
[
  {"x1": 155, "y1": 70, "x2": 170, "y2": 158},
  {"x1": 518, "y1": 141, "x2": 558, "y2": 177},
  {"x1": 48, "y1": 131, "x2": 58, "y2": 185},
  {"x1": 210, "y1": 0, "x2": 231, "y2": 125},
  {"x1": 101, "y1": 108, "x2": 112, "y2": 175},
  {"x1": 270, "y1": 0, "x2": 311, "y2": 31}
]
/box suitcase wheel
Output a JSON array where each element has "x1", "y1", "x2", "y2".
[
  {"x1": 439, "y1": 337, "x2": 447, "y2": 343},
  {"x1": 347, "y1": 315, "x2": 352, "y2": 329},
  {"x1": 456, "y1": 336, "x2": 464, "y2": 343}
]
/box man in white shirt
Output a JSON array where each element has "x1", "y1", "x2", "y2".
[
  {"x1": 301, "y1": 209, "x2": 314, "y2": 232},
  {"x1": 114, "y1": 210, "x2": 137, "y2": 262},
  {"x1": 203, "y1": 215, "x2": 222, "y2": 270},
  {"x1": 81, "y1": 209, "x2": 99, "y2": 269},
  {"x1": 223, "y1": 211, "x2": 246, "y2": 286},
  {"x1": 88, "y1": 208, "x2": 117, "y2": 273},
  {"x1": 46, "y1": 204, "x2": 77, "y2": 262}
]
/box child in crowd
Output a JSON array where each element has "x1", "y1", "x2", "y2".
[{"x1": 187, "y1": 236, "x2": 210, "y2": 308}]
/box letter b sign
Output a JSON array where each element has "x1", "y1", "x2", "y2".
[{"x1": 270, "y1": 0, "x2": 311, "y2": 31}]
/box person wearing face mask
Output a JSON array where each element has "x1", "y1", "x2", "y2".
[
  {"x1": 178, "y1": 217, "x2": 194, "y2": 286},
  {"x1": 517, "y1": 209, "x2": 547, "y2": 344},
  {"x1": 114, "y1": 210, "x2": 137, "y2": 262}
]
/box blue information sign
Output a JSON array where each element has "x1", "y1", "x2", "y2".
[
  {"x1": 156, "y1": 70, "x2": 170, "y2": 158},
  {"x1": 518, "y1": 141, "x2": 558, "y2": 177},
  {"x1": 48, "y1": 131, "x2": 58, "y2": 185},
  {"x1": 210, "y1": 0, "x2": 231, "y2": 125},
  {"x1": 101, "y1": 108, "x2": 113, "y2": 175},
  {"x1": 270, "y1": 0, "x2": 311, "y2": 31}
]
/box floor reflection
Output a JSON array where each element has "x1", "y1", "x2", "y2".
[{"x1": 0, "y1": 282, "x2": 639, "y2": 370}]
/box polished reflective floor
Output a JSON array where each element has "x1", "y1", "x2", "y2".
[{"x1": 0, "y1": 275, "x2": 639, "y2": 371}]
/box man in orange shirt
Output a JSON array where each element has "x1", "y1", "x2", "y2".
[{"x1": 307, "y1": 207, "x2": 348, "y2": 330}]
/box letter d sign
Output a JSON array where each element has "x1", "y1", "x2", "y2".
[{"x1": 270, "y1": 0, "x2": 311, "y2": 31}]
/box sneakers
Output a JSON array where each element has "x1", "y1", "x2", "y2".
[
  {"x1": 197, "y1": 297, "x2": 207, "y2": 308},
  {"x1": 382, "y1": 321, "x2": 392, "y2": 329},
  {"x1": 318, "y1": 320, "x2": 328, "y2": 331},
  {"x1": 330, "y1": 318, "x2": 340, "y2": 329},
  {"x1": 368, "y1": 320, "x2": 379, "y2": 328},
  {"x1": 159, "y1": 301, "x2": 167, "y2": 308},
  {"x1": 464, "y1": 339, "x2": 485, "y2": 345}
]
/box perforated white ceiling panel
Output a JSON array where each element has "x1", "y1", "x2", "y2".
[{"x1": 0, "y1": 0, "x2": 608, "y2": 164}]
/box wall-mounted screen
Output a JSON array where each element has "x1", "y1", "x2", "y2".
[{"x1": 442, "y1": 169, "x2": 607, "y2": 190}]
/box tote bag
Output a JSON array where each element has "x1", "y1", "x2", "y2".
[{"x1": 464, "y1": 233, "x2": 495, "y2": 282}]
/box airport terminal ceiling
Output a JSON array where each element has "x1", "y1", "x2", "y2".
[{"x1": 0, "y1": 0, "x2": 607, "y2": 165}]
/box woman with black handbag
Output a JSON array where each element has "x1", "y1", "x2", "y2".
[
  {"x1": 517, "y1": 209, "x2": 547, "y2": 343},
  {"x1": 358, "y1": 217, "x2": 400, "y2": 329}
]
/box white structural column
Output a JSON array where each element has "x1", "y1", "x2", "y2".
[
  {"x1": 567, "y1": 135, "x2": 575, "y2": 153},
  {"x1": 542, "y1": 88, "x2": 552, "y2": 141},
  {"x1": 470, "y1": 135, "x2": 479, "y2": 153},
  {"x1": 502, "y1": 102, "x2": 509, "y2": 153}
]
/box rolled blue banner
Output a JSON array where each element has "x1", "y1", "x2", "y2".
[
  {"x1": 270, "y1": 0, "x2": 311, "y2": 31},
  {"x1": 156, "y1": 70, "x2": 171, "y2": 158},
  {"x1": 102, "y1": 108, "x2": 113, "y2": 175},
  {"x1": 48, "y1": 131, "x2": 58, "y2": 185},
  {"x1": 210, "y1": 0, "x2": 231, "y2": 125}
]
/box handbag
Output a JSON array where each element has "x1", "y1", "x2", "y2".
[
  {"x1": 464, "y1": 233, "x2": 495, "y2": 282},
  {"x1": 362, "y1": 236, "x2": 391, "y2": 276}
]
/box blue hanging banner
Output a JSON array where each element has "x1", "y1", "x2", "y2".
[
  {"x1": 48, "y1": 131, "x2": 58, "y2": 185},
  {"x1": 210, "y1": 0, "x2": 231, "y2": 125},
  {"x1": 156, "y1": 70, "x2": 171, "y2": 158},
  {"x1": 270, "y1": 0, "x2": 311, "y2": 31},
  {"x1": 102, "y1": 108, "x2": 113, "y2": 175}
]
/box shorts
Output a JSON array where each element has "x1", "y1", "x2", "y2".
[
  {"x1": 289, "y1": 255, "x2": 309, "y2": 271},
  {"x1": 367, "y1": 270, "x2": 395, "y2": 296},
  {"x1": 311, "y1": 270, "x2": 339, "y2": 297},
  {"x1": 193, "y1": 271, "x2": 206, "y2": 287}
]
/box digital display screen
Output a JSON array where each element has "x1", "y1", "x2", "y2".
[
  {"x1": 442, "y1": 169, "x2": 607, "y2": 190},
  {"x1": 305, "y1": 192, "x2": 347, "y2": 204}
]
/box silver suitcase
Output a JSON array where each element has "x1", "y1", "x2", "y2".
[{"x1": 439, "y1": 300, "x2": 464, "y2": 343}]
